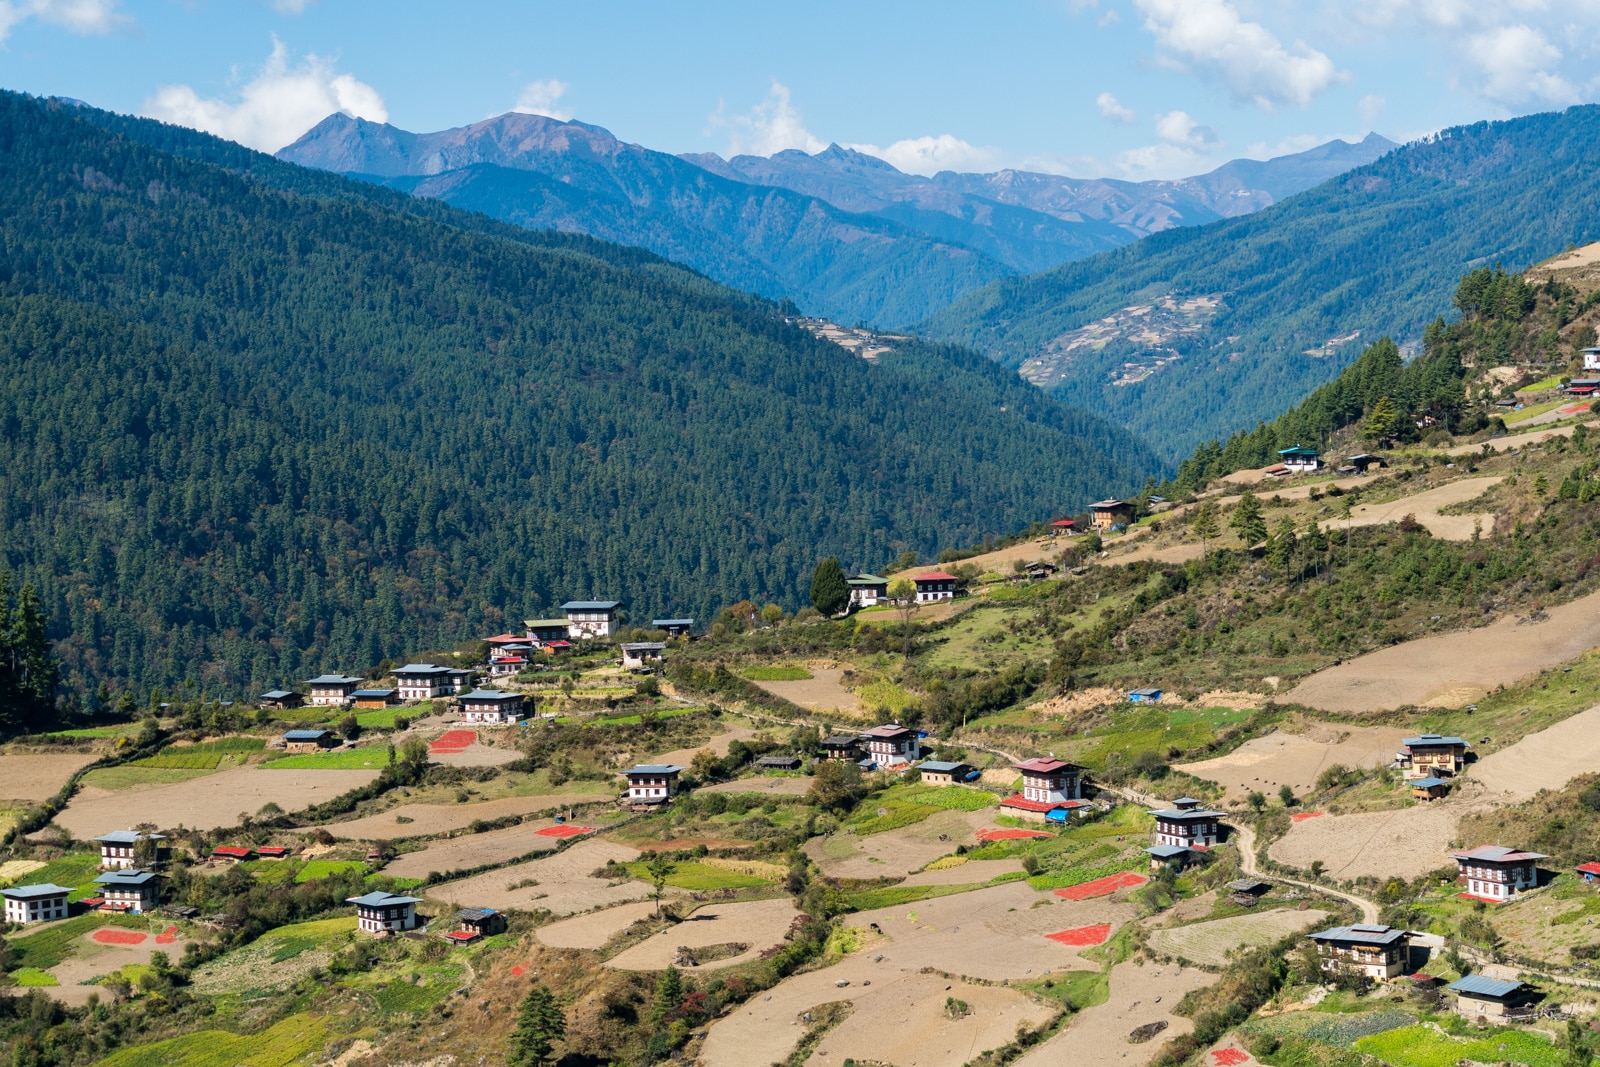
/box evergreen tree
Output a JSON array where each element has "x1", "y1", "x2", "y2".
[
  {"x1": 1269, "y1": 517, "x2": 1299, "y2": 581},
  {"x1": 1230, "y1": 493, "x2": 1267, "y2": 549},
  {"x1": 1363, "y1": 397, "x2": 1399, "y2": 444},
  {"x1": 507, "y1": 984, "x2": 566, "y2": 1067},
  {"x1": 1189, "y1": 503, "x2": 1219, "y2": 557},
  {"x1": 809, "y1": 558, "x2": 849, "y2": 618},
  {"x1": 649, "y1": 965, "x2": 684, "y2": 1027}
]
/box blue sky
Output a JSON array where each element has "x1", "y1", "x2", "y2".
[{"x1": 3, "y1": 1, "x2": 1598, "y2": 179}]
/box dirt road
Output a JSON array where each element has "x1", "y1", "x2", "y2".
[
  {"x1": 1340, "y1": 476, "x2": 1500, "y2": 540},
  {"x1": 1234, "y1": 823, "x2": 1379, "y2": 923},
  {"x1": 1446, "y1": 420, "x2": 1597, "y2": 456},
  {"x1": 1286, "y1": 587, "x2": 1600, "y2": 712}
]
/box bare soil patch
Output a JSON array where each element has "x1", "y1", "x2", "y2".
[
  {"x1": 43, "y1": 925, "x2": 193, "y2": 1007},
  {"x1": 846, "y1": 880, "x2": 1136, "y2": 979},
  {"x1": 1287, "y1": 588, "x2": 1600, "y2": 712},
  {"x1": 383, "y1": 822, "x2": 565, "y2": 880},
  {"x1": 901, "y1": 858, "x2": 1025, "y2": 886},
  {"x1": 1340, "y1": 476, "x2": 1501, "y2": 540},
  {"x1": 1465, "y1": 703, "x2": 1600, "y2": 801},
  {"x1": 53, "y1": 766, "x2": 380, "y2": 836},
  {"x1": 606, "y1": 898, "x2": 799, "y2": 971},
  {"x1": 311, "y1": 793, "x2": 611, "y2": 840},
  {"x1": 804, "y1": 808, "x2": 989, "y2": 879},
  {"x1": 648, "y1": 724, "x2": 756, "y2": 769},
  {"x1": 1107, "y1": 540, "x2": 1204, "y2": 567},
  {"x1": 0, "y1": 752, "x2": 101, "y2": 804},
  {"x1": 1446, "y1": 421, "x2": 1597, "y2": 456},
  {"x1": 429, "y1": 743, "x2": 523, "y2": 768},
  {"x1": 1177, "y1": 725, "x2": 1403, "y2": 803},
  {"x1": 429, "y1": 837, "x2": 649, "y2": 916},
  {"x1": 1146, "y1": 908, "x2": 1328, "y2": 967},
  {"x1": 1014, "y1": 958, "x2": 1219, "y2": 1067},
  {"x1": 535, "y1": 900, "x2": 662, "y2": 950},
  {"x1": 698, "y1": 775, "x2": 814, "y2": 796},
  {"x1": 748, "y1": 666, "x2": 859, "y2": 714},
  {"x1": 1269, "y1": 802, "x2": 1464, "y2": 880}
]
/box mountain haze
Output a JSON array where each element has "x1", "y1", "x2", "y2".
[
  {"x1": 279, "y1": 112, "x2": 1391, "y2": 324},
  {"x1": 0, "y1": 92, "x2": 1156, "y2": 697},
  {"x1": 923, "y1": 107, "x2": 1600, "y2": 458}
]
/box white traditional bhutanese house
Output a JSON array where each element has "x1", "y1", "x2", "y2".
[
  {"x1": 1148, "y1": 797, "x2": 1226, "y2": 848},
  {"x1": 621, "y1": 642, "x2": 666, "y2": 669},
  {"x1": 860, "y1": 723, "x2": 920, "y2": 766},
  {"x1": 1277, "y1": 445, "x2": 1321, "y2": 474},
  {"x1": 94, "y1": 829, "x2": 166, "y2": 870},
  {"x1": 1013, "y1": 757, "x2": 1082, "y2": 803},
  {"x1": 911, "y1": 572, "x2": 957, "y2": 603},
  {"x1": 1397, "y1": 733, "x2": 1469, "y2": 779},
  {"x1": 1308, "y1": 923, "x2": 1411, "y2": 980},
  {"x1": 302, "y1": 674, "x2": 363, "y2": 706},
  {"x1": 846, "y1": 574, "x2": 889, "y2": 608},
  {"x1": 488, "y1": 645, "x2": 533, "y2": 676},
  {"x1": 91, "y1": 869, "x2": 160, "y2": 913},
  {"x1": 393, "y1": 663, "x2": 456, "y2": 700},
  {"x1": 1585, "y1": 346, "x2": 1600, "y2": 372},
  {"x1": 561, "y1": 600, "x2": 623, "y2": 639},
  {"x1": 1452, "y1": 845, "x2": 1546, "y2": 901},
  {"x1": 458, "y1": 688, "x2": 526, "y2": 724},
  {"x1": 348, "y1": 890, "x2": 422, "y2": 935},
  {"x1": 622, "y1": 764, "x2": 684, "y2": 806},
  {"x1": 1089, "y1": 499, "x2": 1134, "y2": 531},
  {"x1": 2, "y1": 883, "x2": 72, "y2": 924},
  {"x1": 1449, "y1": 975, "x2": 1536, "y2": 1021}
]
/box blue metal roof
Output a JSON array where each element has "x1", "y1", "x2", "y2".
[
  {"x1": 1145, "y1": 844, "x2": 1192, "y2": 858},
  {"x1": 394, "y1": 663, "x2": 452, "y2": 675},
  {"x1": 303, "y1": 674, "x2": 362, "y2": 685},
  {"x1": 1310, "y1": 924, "x2": 1407, "y2": 946},
  {"x1": 260, "y1": 689, "x2": 295, "y2": 700},
  {"x1": 347, "y1": 891, "x2": 422, "y2": 908},
  {"x1": 1403, "y1": 733, "x2": 1467, "y2": 747},
  {"x1": 652, "y1": 618, "x2": 695, "y2": 626},
  {"x1": 561, "y1": 600, "x2": 622, "y2": 611},
  {"x1": 94, "y1": 870, "x2": 159, "y2": 886},
  {"x1": 2, "y1": 883, "x2": 73, "y2": 899},
  {"x1": 283, "y1": 729, "x2": 331, "y2": 741},
  {"x1": 624, "y1": 764, "x2": 685, "y2": 774},
  {"x1": 1411, "y1": 777, "x2": 1451, "y2": 789},
  {"x1": 1449, "y1": 975, "x2": 1526, "y2": 998},
  {"x1": 917, "y1": 761, "x2": 968, "y2": 773},
  {"x1": 94, "y1": 829, "x2": 164, "y2": 843}
]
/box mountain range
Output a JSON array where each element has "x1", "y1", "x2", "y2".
[
  {"x1": 0, "y1": 91, "x2": 1155, "y2": 696},
  {"x1": 277, "y1": 112, "x2": 1392, "y2": 326},
  {"x1": 923, "y1": 107, "x2": 1600, "y2": 458}
]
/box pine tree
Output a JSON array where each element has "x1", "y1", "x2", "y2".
[
  {"x1": 809, "y1": 558, "x2": 849, "y2": 618},
  {"x1": 1189, "y1": 503, "x2": 1219, "y2": 557},
  {"x1": 1269, "y1": 517, "x2": 1299, "y2": 581},
  {"x1": 1230, "y1": 493, "x2": 1267, "y2": 549},
  {"x1": 1363, "y1": 397, "x2": 1399, "y2": 444},
  {"x1": 649, "y1": 965, "x2": 684, "y2": 1027},
  {"x1": 507, "y1": 984, "x2": 566, "y2": 1067}
]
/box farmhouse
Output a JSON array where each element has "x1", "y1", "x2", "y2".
[
  {"x1": 1585, "y1": 347, "x2": 1600, "y2": 372},
  {"x1": 1346, "y1": 453, "x2": 1386, "y2": 474},
  {"x1": 1277, "y1": 445, "x2": 1321, "y2": 474},
  {"x1": 488, "y1": 647, "x2": 532, "y2": 676},
  {"x1": 860, "y1": 723, "x2": 920, "y2": 767},
  {"x1": 911, "y1": 572, "x2": 958, "y2": 603},
  {"x1": 257, "y1": 689, "x2": 304, "y2": 710},
  {"x1": 846, "y1": 574, "x2": 889, "y2": 608},
  {"x1": 348, "y1": 890, "x2": 422, "y2": 935},
  {"x1": 352, "y1": 688, "x2": 397, "y2": 709},
  {"x1": 92, "y1": 869, "x2": 160, "y2": 914},
  {"x1": 1128, "y1": 687, "x2": 1162, "y2": 704},
  {"x1": 652, "y1": 618, "x2": 695, "y2": 638},
  {"x1": 447, "y1": 907, "x2": 507, "y2": 944},
  {"x1": 282, "y1": 728, "x2": 336, "y2": 754},
  {"x1": 211, "y1": 846, "x2": 253, "y2": 863},
  {"x1": 999, "y1": 796, "x2": 1088, "y2": 822},
  {"x1": 1144, "y1": 844, "x2": 1194, "y2": 870},
  {"x1": 1148, "y1": 797, "x2": 1226, "y2": 848},
  {"x1": 1398, "y1": 733, "x2": 1469, "y2": 779},
  {"x1": 1410, "y1": 776, "x2": 1451, "y2": 801},
  {"x1": 1089, "y1": 499, "x2": 1134, "y2": 531},
  {"x1": 1308, "y1": 923, "x2": 1411, "y2": 981},
  {"x1": 1449, "y1": 975, "x2": 1536, "y2": 1021},
  {"x1": 94, "y1": 829, "x2": 166, "y2": 870},
  {"x1": 458, "y1": 688, "x2": 526, "y2": 724},
  {"x1": 303, "y1": 674, "x2": 363, "y2": 706},
  {"x1": 561, "y1": 600, "x2": 624, "y2": 639},
  {"x1": 1048, "y1": 518, "x2": 1076, "y2": 535},
  {"x1": 622, "y1": 764, "x2": 684, "y2": 806},
  {"x1": 257, "y1": 846, "x2": 292, "y2": 860},
  {"x1": 2, "y1": 883, "x2": 71, "y2": 924},
  {"x1": 917, "y1": 760, "x2": 975, "y2": 786},
  {"x1": 393, "y1": 663, "x2": 456, "y2": 700},
  {"x1": 1452, "y1": 845, "x2": 1545, "y2": 901},
  {"x1": 820, "y1": 734, "x2": 863, "y2": 761},
  {"x1": 754, "y1": 754, "x2": 802, "y2": 772},
  {"x1": 523, "y1": 619, "x2": 571, "y2": 647},
  {"x1": 621, "y1": 642, "x2": 666, "y2": 669},
  {"x1": 1013, "y1": 757, "x2": 1082, "y2": 804}
]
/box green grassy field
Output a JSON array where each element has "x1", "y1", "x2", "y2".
[
  {"x1": 1353, "y1": 1025, "x2": 1559, "y2": 1067},
  {"x1": 360, "y1": 962, "x2": 464, "y2": 1014},
  {"x1": 262, "y1": 747, "x2": 388, "y2": 769},
  {"x1": 95, "y1": 1012, "x2": 340, "y2": 1067},
  {"x1": 10, "y1": 967, "x2": 59, "y2": 986},
  {"x1": 354, "y1": 705, "x2": 407, "y2": 728},
  {"x1": 81, "y1": 765, "x2": 218, "y2": 790},
  {"x1": 293, "y1": 859, "x2": 366, "y2": 883},
  {"x1": 622, "y1": 860, "x2": 775, "y2": 890},
  {"x1": 742, "y1": 665, "x2": 812, "y2": 681},
  {"x1": 9, "y1": 912, "x2": 149, "y2": 970},
  {"x1": 840, "y1": 880, "x2": 990, "y2": 911},
  {"x1": 133, "y1": 751, "x2": 224, "y2": 770},
  {"x1": 18, "y1": 852, "x2": 102, "y2": 894},
  {"x1": 843, "y1": 800, "x2": 941, "y2": 835},
  {"x1": 881, "y1": 784, "x2": 998, "y2": 812},
  {"x1": 560, "y1": 706, "x2": 705, "y2": 727},
  {"x1": 48, "y1": 724, "x2": 136, "y2": 738}
]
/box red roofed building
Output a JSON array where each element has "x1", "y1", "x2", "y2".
[
  {"x1": 1013, "y1": 757, "x2": 1082, "y2": 804},
  {"x1": 999, "y1": 795, "x2": 1088, "y2": 823},
  {"x1": 257, "y1": 846, "x2": 292, "y2": 860},
  {"x1": 211, "y1": 846, "x2": 253, "y2": 863},
  {"x1": 1049, "y1": 518, "x2": 1076, "y2": 535},
  {"x1": 860, "y1": 723, "x2": 920, "y2": 766},
  {"x1": 1452, "y1": 845, "x2": 1546, "y2": 901},
  {"x1": 1578, "y1": 861, "x2": 1600, "y2": 883},
  {"x1": 912, "y1": 572, "x2": 957, "y2": 603}
]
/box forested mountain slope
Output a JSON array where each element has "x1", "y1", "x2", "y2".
[
  {"x1": 0, "y1": 93, "x2": 1156, "y2": 700},
  {"x1": 922, "y1": 107, "x2": 1600, "y2": 459}
]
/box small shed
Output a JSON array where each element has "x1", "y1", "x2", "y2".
[
  {"x1": 282, "y1": 728, "x2": 335, "y2": 754},
  {"x1": 621, "y1": 642, "x2": 666, "y2": 669},
  {"x1": 258, "y1": 689, "x2": 304, "y2": 710},
  {"x1": 211, "y1": 846, "x2": 254, "y2": 863},
  {"x1": 1226, "y1": 878, "x2": 1270, "y2": 906},
  {"x1": 257, "y1": 846, "x2": 292, "y2": 860},
  {"x1": 1128, "y1": 687, "x2": 1163, "y2": 704},
  {"x1": 451, "y1": 907, "x2": 507, "y2": 942},
  {"x1": 754, "y1": 754, "x2": 802, "y2": 772},
  {"x1": 352, "y1": 688, "x2": 398, "y2": 709},
  {"x1": 652, "y1": 618, "x2": 695, "y2": 638},
  {"x1": 1347, "y1": 453, "x2": 1386, "y2": 474},
  {"x1": 916, "y1": 760, "x2": 975, "y2": 786},
  {"x1": 1448, "y1": 975, "x2": 1535, "y2": 1021},
  {"x1": 1577, "y1": 861, "x2": 1600, "y2": 883},
  {"x1": 1144, "y1": 844, "x2": 1194, "y2": 871},
  {"x1": 1410, "y1": 776, "x2": 1450, "y2": 801}
]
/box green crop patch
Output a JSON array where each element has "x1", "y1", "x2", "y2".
[
  {"x1": 742, "y1": 666, "x2": 813, "y2": 681},
  {"x1": 843, "y1": 800, "x2": 941, "y2": 835},
  {"x1": 1353, "y1": 1025, "x2": 1560, "y2": 1067},
  {"x1": 95, "y1": 1012, "x2": 339, "y2": 1067},
  {"x1": 840, "y1": 881, "x2": 987, "y2": 911},
  {"x1": 9, "y1": 912, "x2": 149, "y2": 971},
  {"x1": 363, "y1": 963, "x2": 463, "y2": 1014},
  {"x1": 263, "y1": 748, "x2": 388, "y2": 769},
  {"x1": 888, "y1": 785, "x2": 999, "y2": 812},
  {"x1": 622, "y1": 860, "x2": 774, "y2": 890},
  {"x1": 294, "y1": 859, "x2": 366, "y2": 883},
  {"x1": 261, "y1": 916, "x2": 359, "y2": 944},
  {"x1": 133, "y1": 751, "x2": 223, "y2": 770},
  {"x1": 10, "y1": 967, "x2": 59, "y2": 986},
  {"x1": 18, "y1": 852, "x2": 100, "y2": 893}
]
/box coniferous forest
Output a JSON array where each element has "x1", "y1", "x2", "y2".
[{"x1": 0, "y1": 93, "x2": 1157, "y2": 705}]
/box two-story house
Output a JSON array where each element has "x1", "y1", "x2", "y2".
[
  {"x1": 1148, "y1": 797, "x2": 1226, "y2": 848},
  {"x1": 1452, "y1": 845, "x2": 1546, "y2": 901},
  {"x1": 561, "y1": 600, "x2": 624, "y2": 639},
  {"x1": 1308, "y1": 923, "x2": 1411, "y2": 980},
  {"x1": 622, "y1": 764, "x2": 684, "y2": 806},
  {"x1": 348, "y1": 890, "x2": 423, "y2": 935},
  {"x1": 860, "y1": 723, "x2": 920, "y2": 767},
  {"x1": 302, "y1": 674, "x2": 363, "y2": 706},
  {"x1": 458, "y1": 688, "x2": 526, "y2": 724}
]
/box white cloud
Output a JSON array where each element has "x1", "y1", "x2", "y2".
[
  {"x1": 513, "y1": 79, "x2": 572, "y2": 120},
  {"x1": 143, "y1": 37, "x2": 388, "y2": 153},
  {"x1": 1134, "y1": 0, "x2": 1344, "y2": 110},
  {"x1": 708, "y1": 80, "x2": 827, "y2": 156},
  {"x1": 270, "y1": 0, "x2": 316, "y2": 12},
  {"x1": 1096, "y1": 91, "x2": 1137, "y2": 124},
  {"x1": 1154, "y1": 110, "x2": 1219, "y2": 149},
  {"x1": 1463, "y1": 23, "x2": 1577, "y2": 105},
  {"x1": 1357, "y1": 93, "x2": 1386, "y2": 126},
  {"x1": 847, "y1": 134, "x2": 998, "y2": 176},
  {"x1": 0, "y1": 0, "x2": 128, "y2": 42}
]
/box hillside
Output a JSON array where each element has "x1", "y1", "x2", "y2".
[
  {"x1": 0, "y1": 92, "x2": 1157, "y2": 699},
  {"x1": 922, "y1": 106, "x2": 1600, "y2": 459}
]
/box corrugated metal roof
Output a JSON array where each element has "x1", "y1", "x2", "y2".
[
  {"x1": 624, "y1": 764, "x2": 685, "y2": 774},
  {"x1": 1309, "y1": 924, "x2": 1407, "y2": 946},
  {"x1": 1449, "y1": 975, "x2": 1526, "y2": 998}
]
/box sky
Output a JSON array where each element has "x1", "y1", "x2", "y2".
[{"x1": 3, "y1": 1, "x2": 1600, "y2": 180}]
